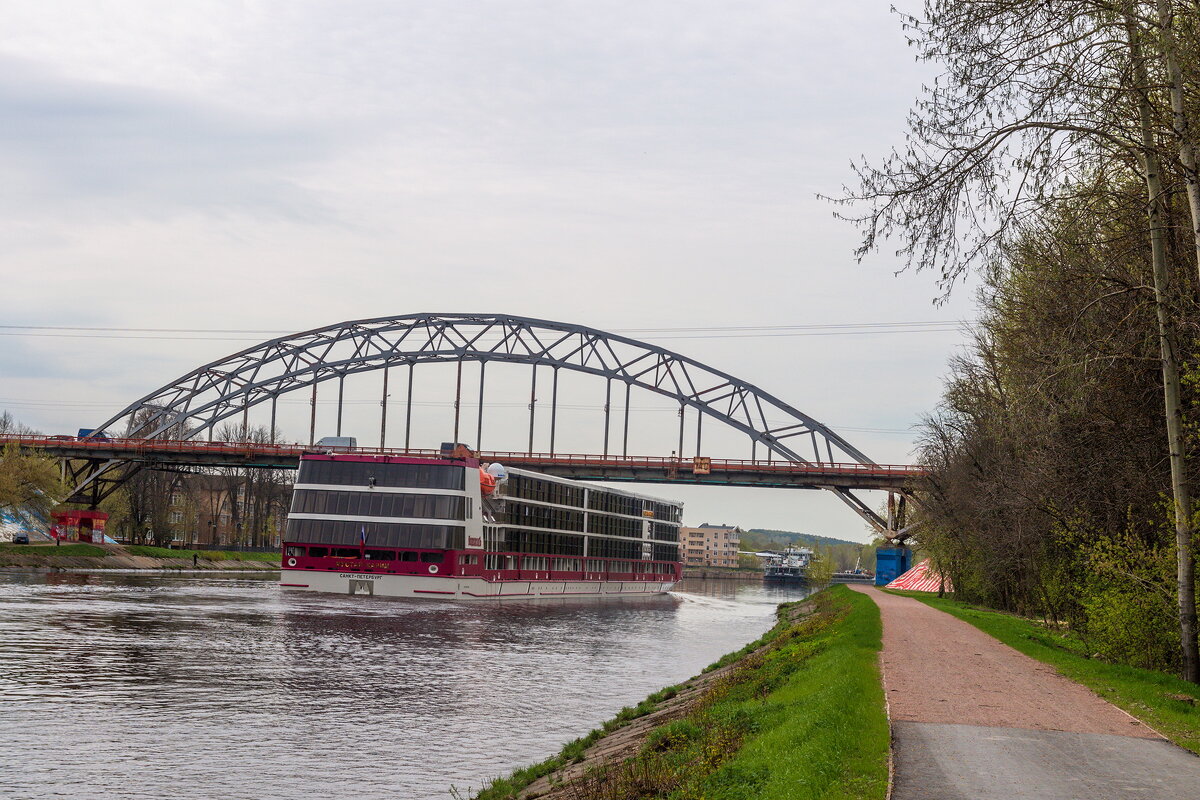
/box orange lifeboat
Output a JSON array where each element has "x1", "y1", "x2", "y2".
[{"x1": 479, "y1": 467, "x2": 497, "y2": 496}]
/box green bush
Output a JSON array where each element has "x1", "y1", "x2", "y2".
[{"x1": 1079, "y1": 586, "x2": 1180, "y2": 672}]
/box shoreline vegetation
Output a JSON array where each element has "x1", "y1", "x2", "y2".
[
  {"x1": 0, "y1": 542, "x2": 280, "y2": 571},
  {"x1": 463, "y1": 585, "x2": 888, "y2": 800},
  {"x1": 887, "y1": 589, "x2": 1200, "y2": 754}
]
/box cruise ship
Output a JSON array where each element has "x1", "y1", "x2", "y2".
[{"x1": 279, "y1": 450, "x2": 683, "y2": 599}]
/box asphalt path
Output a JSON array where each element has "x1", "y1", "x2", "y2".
[{"x1": 850, "y1": 585, "x2": 1200, "y2": 799}]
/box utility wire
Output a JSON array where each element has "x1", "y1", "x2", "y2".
[{"x1": 0, "y1": 320, "x2": 971, "y2": 342}]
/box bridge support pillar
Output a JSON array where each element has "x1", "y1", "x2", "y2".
[{"x1": 875, "y1": 547, "x2": 913, "y2": 586}]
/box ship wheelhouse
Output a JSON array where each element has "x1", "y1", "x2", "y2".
[{"x1": 281, "y1": 454, "x2": 684, "y2": 599}]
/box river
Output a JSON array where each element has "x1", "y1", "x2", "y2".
[{"x1": 0, "y1": 572, "x2": 816, "y2": 799}]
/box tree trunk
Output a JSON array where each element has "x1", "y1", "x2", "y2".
[
  {"x1": 1156, "y1": 0, "x2": 1200, "y2": 286},
  {"x1": 1130, "y1": 15, "x2": 1200, "y2": 683}
]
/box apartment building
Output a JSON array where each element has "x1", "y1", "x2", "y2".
[{"x1": 679, "y1": 523, "x2": 743, "y2": 567}]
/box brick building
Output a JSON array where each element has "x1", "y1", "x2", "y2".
[{"x1": 680, "y1": 523, "x2": 743, "y2": 567}]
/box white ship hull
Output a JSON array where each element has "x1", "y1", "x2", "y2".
[{"x1": 280, "y1": 569, "x2": 677, "y2": 599}]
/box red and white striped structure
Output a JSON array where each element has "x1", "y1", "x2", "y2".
[{"x1": 885, "y1": 559, "x2": 952, "y2": 593}]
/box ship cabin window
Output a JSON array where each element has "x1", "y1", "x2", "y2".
[
  {"x1": 522, "y1": 556, "x2": 549, "y2": 571},
  {"x1": 365, "y1": 549, "x2": 395, "y2": 561},
  {"x1": 459, "y1": 554, "x2": 479, "y2": 565},
  {"x1": 586, "y1": 513, "x2": 643, "y2": 538},
  {"x1": 299, "y1": 459, "x2": 465, "y2": 490},
  {"x1": 420, "y1": 552, "x2": 445, "y2": 564},
  {"x1": 506, "y1": 475, "x2": 585, "y2": 507},
  {"x1": 651, "y1": 522, "x2": 679, "y2": 542},
  {"x1": 290, "y1": 489, "x2": 466, "y2": 521},
  {"x1": 307, "y1": 546, "x2": 328, "y2": 558},
  {"x1": 587, "y1": 491, "x2": 643, "y2": 517},
  {"x1": 400, "y1": 551, "x2": 419, "y2": 562},
  {"x1": 285, "y1": 546, "x2": 305, "y2": 557},
  {"x1": 333, "y1": 547, "x2": 362, "y2": 558},
  {"x1": 284, "y1": 519, "x2": 466, "y2": 550}
]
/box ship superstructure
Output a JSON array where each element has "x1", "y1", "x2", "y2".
[
  {"x1": 280, "y1": 453, "x2": 682, "y2": 599},
  {"x1": 762, "y1": 547, "x2": 813, "y2": 582}
]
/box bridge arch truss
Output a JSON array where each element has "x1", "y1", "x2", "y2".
[{"x1": 75, "y1": 313, "x2": 891, "y2": 527}]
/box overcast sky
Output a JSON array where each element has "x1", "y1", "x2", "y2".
[{"x1": 1, "y1": 1, "x2": 978, "y2": 542}]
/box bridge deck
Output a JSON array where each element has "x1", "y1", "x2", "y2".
[{"x1": 3, "y1": 435, "x2": 927, "y2": 491}]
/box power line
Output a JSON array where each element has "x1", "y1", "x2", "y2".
[{"x1": 0, "y1": 320, "x2": 972, "y2": 343}]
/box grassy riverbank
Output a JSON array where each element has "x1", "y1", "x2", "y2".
[
  {"x1": 0, "y1": 543, "x2": 107, "y2": 558},
  {"x1": 887, "y1": 589, "x2": 1200, "y2": 754},
  {"x1": 469, "y1": 585, "x2": 888, "y2": 800},
  {"x1": 124, "y1": 545, "x2": 278, "y2": 562},
  {"x1": 0, "y1": 542, "x2": 279, "y2": 570}
]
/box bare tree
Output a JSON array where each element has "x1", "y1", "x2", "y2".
[
  {"x1": 215, "y1": 423, "x2": 290, "y2": 548},
  {"x1": 834, "y1": 0, "x2": 1200, "y2": 680}
]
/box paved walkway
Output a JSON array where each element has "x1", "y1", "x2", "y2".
[{"x1": 850, "y1": 585, "x2": 1200, "y2": 799}]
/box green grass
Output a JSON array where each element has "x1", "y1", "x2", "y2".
[
  {"x1": 0, "y1": 543, "x2": 107, "y2": 558},
  {"x1": 468, "y1": 585, "x2": 889, "y2": 800},
  {"x1": 466, "y1": 683, "x2": 687, "y2": 800},
  {"x1": 886, "y1": 589, "x2": 1200, "y2": 754},
  {"x1": 685, "y1": 586, "x2": 889, "y2": 800},
  {"x1": 124, "y1": 545, "x2": 279, "y2": 562}
]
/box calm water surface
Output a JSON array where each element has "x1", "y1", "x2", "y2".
[{"x1": 0, "y1": 572, "x2": 816, "y2": 799}]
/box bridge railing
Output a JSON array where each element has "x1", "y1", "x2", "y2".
[{"x1": 0, "y1": 435, "x2": 929, "y2": 478}]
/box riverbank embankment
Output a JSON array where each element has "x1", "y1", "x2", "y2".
[
  {"x1": 469, "y1": 585, "x2": 889, "y2": 800},
  {"x1": 0, "y1": 542, "x2": 280, "y2": 571}
]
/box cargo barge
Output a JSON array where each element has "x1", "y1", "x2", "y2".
[{"x1": 761, "y1": 547, "x2": 812, "y2": 582}]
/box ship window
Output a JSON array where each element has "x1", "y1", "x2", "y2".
[
  {"x1": 420, "y1": 552, "x2": 445, "y2": 563},
  {"x1": 459, "y1": 554, "x2": 478, "y2": 565},
  {"x1": 299, "y1": 459, "x2": 466, "y2": 490},
  {"x1": 365, "y1": 549, "x2": 395, "y2": 561},
  {"x1": 289, "y1": 490, "x2": 466, "y2": 521},
  {"x1": 308, "y1": 546, "x2": 328, "y2": 558},
  {"x1": 285, "y1": 546, "x2": 305, "y2": 557},
  {"x1": 400, "y1": 551, "x2": 418, "y2": 561},
  {"x1": 333, "y1": 548, "x2": 361, "y2": 558}
]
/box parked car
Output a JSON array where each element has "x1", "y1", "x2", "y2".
[{"x1": 11, "y1": 533, "x2": 29, "y2": 545}]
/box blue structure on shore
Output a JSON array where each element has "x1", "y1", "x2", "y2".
[{"x1": 874, "y1": 547, "x2": 912, "y2": 586}]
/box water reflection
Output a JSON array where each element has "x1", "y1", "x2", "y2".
[{"x1": 0, "y1": 573, "x2": 814, "y2": 799}]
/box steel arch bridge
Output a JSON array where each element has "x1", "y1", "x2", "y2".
[{"x1": 67, "y1": 312, "x2": 902, "y2": 529}]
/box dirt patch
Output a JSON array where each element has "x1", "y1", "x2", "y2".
[{"x1": 851, "y1": 586, "x2": 1158, "y2": 738}]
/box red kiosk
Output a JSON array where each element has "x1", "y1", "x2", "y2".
[{"x1": 50, "y1": 510, "x2": 109, "y2": 543}]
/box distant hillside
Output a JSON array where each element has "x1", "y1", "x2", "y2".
[
  {"x1": 742, "y1": 529, "x2": 876, "y2": 572},
  {"x1": 743, "y1": 529, "x2": 864, "y2": 551}
]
